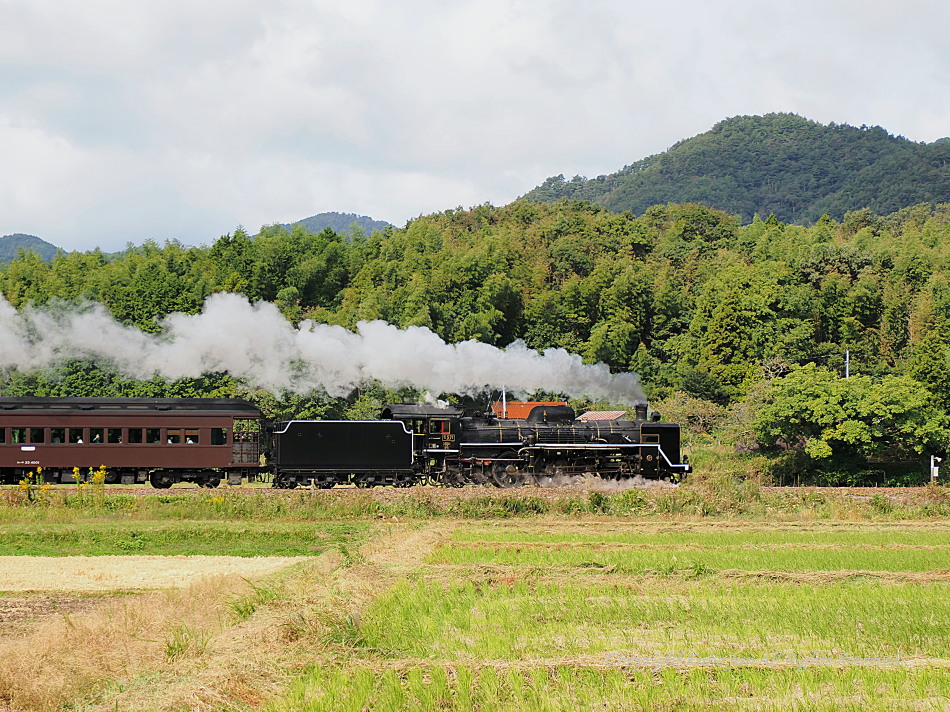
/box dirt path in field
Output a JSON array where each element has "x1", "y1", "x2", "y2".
[
  {"x1": 0, "y1": 555, "x2": 312, "y2": 593},
  {"x1": 361, "y1": 521, "x2": 455, "y2": 568}
]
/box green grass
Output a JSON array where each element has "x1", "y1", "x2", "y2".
[
  {"x1": 427, "y1": 542, "x2": 950, "y2": 572},
  {"x1": 269, "y1": 519, "x2": 950, "y2": 711},
  {"x1": 3, "y1": 482, "x2": 950, "y2": 522},
  {"x1": 0, "y1": 521, "x2": 366, "y2": 556},
  {"x1": 357, "y1": 578, "x2": 949, "y2": 659},
  {"x1": 273, "y1": 666, "x2": 950, "y2": 712},
  {"x1": 432, "y1": 525, "x2": 950, "y2": 572}
]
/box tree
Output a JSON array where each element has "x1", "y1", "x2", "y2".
[
  {"x1": 690, "y1": 271, "x2": 775, "y2": 400},
  {"x1": 753, "y1": 364, "x2": 948, "y2": 464},
  {"x1": 905, "y1": 332, "x2": 950, "y2": 411}
]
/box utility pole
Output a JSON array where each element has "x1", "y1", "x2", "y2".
[{"x1": 845, "y1": 350, "x2": 850, "y2": 378}]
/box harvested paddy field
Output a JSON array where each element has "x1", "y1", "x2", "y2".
[
  {"x1": 0, "y1": 555, "x2": 312, "y2": 592},
  {"x1": 0, "y1": 485, "x2": 948, "y2": 710},
  {"x1": 272, "y1": 519, "x2": 950, "y2": 712}
]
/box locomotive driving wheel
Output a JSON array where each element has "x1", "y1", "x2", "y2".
[
  {"x1": 536, "y1": 458, "x2": 569, "y2": 487},
  {"x1": 440, "y1": 466, "x2": 466, "y2": 488},
  {"x1": 491, "y1": 452, "x2": 528, "y2": 488}
]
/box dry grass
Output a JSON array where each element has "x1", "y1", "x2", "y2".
[
  {"x1": 0, "y1": 575, "x2": 244, "y2": 710},
  {"x1": 413, "y1": 564, "x2": 950, "y2": 588},
  {"x1": 0, "y1": 522, "x2": 452, "y2": 712},
  {"x1": 0, "y1": 556, "x2": 312, "y2": 592},
  {"x1": 0, "y1": 552, "x2": 354, "y2": 711},
  {"x1": 78, "y1": 550, "x2": 349, "y2": 712},
  {"x1": 442, "y1": 539, "x2": 950, "y2": 551}
]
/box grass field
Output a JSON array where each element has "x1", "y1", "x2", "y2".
[
  {"x1": 271, "y1": 519, "x2": 950, "y2": 712},
  {"x1": 0, "y1": 484, "x2": 948, "y2": 711},
  {"x1": 0, "y1": 520, "x2": 366, "y2": 556}
]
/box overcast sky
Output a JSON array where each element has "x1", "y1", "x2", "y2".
[{"x1": 1, "y1": 0, "x2": 948, "y2": 252}]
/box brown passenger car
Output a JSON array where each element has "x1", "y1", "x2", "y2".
[{"x1": 0, "y1": 397, "x2": 262, "y2": 488}]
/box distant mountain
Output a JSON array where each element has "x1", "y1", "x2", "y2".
[
  {"x1": 284, "y1": 212, "x2": 392, "y2": 236},
  {"x1": 522, "y1": 113, "x2": 950, "y2": 224},
  {"x1": 0, "y1": 233, "x2": 59, "y2": 263}
]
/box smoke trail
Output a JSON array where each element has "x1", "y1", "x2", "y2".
[{"x1": 0, "y1": 292, "x2": 645, "y2": 404}]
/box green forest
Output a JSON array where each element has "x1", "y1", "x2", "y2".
[{"x1": 4, "y1": 199, "x2": 950, "y2": 484}]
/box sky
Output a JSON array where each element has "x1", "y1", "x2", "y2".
[{"x1": 1, "y1": 0, "x2": 948, "y2": 252}]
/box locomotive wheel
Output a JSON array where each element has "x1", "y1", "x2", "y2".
[
  {"x1": 536, "y1": 458, "x2": 567, "y2": 487},
  {"x1": 469, "y1": 463, "x2": 491, "y2": 486},
  {"x1": 445, "y1": 469, "x2": 466, "y2": 488},
  {"x1": 491, "y1": 453, "x2": 528, "y2": 488}
]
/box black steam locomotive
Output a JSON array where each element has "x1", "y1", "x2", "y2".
[
  {"x1": 0, "y1": 397, "x2": 690, "y2": 488},
  {"x1": 270, "y1": 401, "x2": 690, "y2": 488}
]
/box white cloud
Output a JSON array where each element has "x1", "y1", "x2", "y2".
[{"x1": 1, "y1": 0, "x2": 949, "y2": 250}]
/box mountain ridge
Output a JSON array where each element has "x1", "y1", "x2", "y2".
[
  {"x1": 0, "y1": 234, "x2": 59, "y2": 263},
  {"x1": 521, "y1": 113, "x2": 950, "y2": 224},
  {"x1": 282, "y1": 212, "x2": 392, "y2": 236}
]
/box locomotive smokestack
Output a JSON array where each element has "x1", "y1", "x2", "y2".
[{"x1": 634, "y1": 404, "x2": 648, "y2": 421}]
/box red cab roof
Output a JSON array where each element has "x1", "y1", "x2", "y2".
[{"x1": 490, "y1": 401, "x2": 568, "y2": 419}]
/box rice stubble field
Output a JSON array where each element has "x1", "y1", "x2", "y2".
[{"x1": 0, "y1": 485, "x2": 947, "y2": 710}]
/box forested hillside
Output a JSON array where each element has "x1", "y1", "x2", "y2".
[
  {"x1": 523, "y1": 114, "x2": 950, "y2": 224},
  {"x1": 0, "y1": 233, "x2": 59, "y2": 263},
  {"x1": 3, "y1": 199, "x2": 950, "y2": 481},
  {"x1": 282, "y1": 211, "x2": 392, "y2": 236}
]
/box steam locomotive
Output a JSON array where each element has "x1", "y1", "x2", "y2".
[{"x1": 0, "y1": 397, "x2": 690, "y2": 488}]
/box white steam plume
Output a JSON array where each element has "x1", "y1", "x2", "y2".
[{"x1": 0, "y1": 293, "x2": 646, "y2": 404}]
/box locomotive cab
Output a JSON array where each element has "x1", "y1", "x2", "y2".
[{"x1": 380, "y1": 404, "x2": 464, "y2": 476}]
